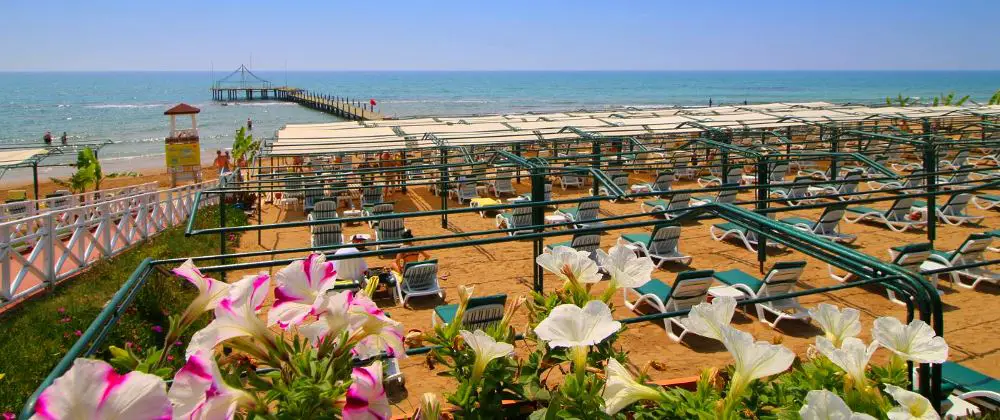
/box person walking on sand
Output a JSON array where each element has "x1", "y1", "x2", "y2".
[
  {"x1": 223, "y1": 151, "x2": 233, "y2": 172},
  {"x1": 247, "y1": 117, "x2": 253, "y2": 131},
  {"x1": 43, "y1": 131, "x2": 52, "y2": 145},
  {"x1": 60, "y1": 132, "x2": 68, "y2": 145},
  {"x1": 213, "y1": 150, "x2": 227, "y2": 175}
]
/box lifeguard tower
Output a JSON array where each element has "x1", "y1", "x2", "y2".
[{"x1": 164, "y1": 103, "x2": 203, "y2": 187}]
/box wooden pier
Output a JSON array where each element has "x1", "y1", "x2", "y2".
[{"x1": 211, "y1": 65, "x2": 383, "y2": 121}]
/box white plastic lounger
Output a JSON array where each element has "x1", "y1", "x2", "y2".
[
  {"x1": 709, "y1": 216, "x2": 786, "y2": 253},
  {"x1": 496, "y1": 206, "x2": 534, "y2": 236},
  {"x1": 742, "y1": 161, "x2": 788, "y2": 185},
  {"x1": 698, "y1": 166, "x2": 742, "y2": 187},
  {"x1": 622, "y1": 270, "x2": 715, "y2": 342},
  {"x1": 632, "y1": 171, "x2": 674, "y2": 193},
  {"x1": 844, "y1": 197, "x2": 925, "y2": 232},
  {"x1": 489, "y1": 171, "x2": 517, "y2": 197},
  {"x1": 973, "y1": 194, "x2": 1000, "y2": 210},
  {"x1": 926, "y1": 233, "x2": 999, "y2": 289},
  {"x1": 374, "y1": 217, "x2": 406, "y2": 250},
  {"x1": 691, "y1": 186, "x2": 738, "y2": 207},
  {"x1": 555, "y1": 200, "x2": 602, "y2": 229},
  {"x1": 771, "y1": 176, "x2": 819, "y2": 206},
  {"x1": 911, "y1": 193, "x2": 985, "y2": 226},
  {"x1": 829, "y1": 243, "x2": 935, "y2": 305},
  {"x1": 620, "y1": 224, "x2": 693, "y2": 267},
  {"x1": 640, "y1": 192, "x2": 691, "y2": 220},
  {"x1": 431, "y1": 294, "x2": 506, "y2": 329},
  {"x1": 713, "y1": 261, "x2": 811, "y2": 329},
  {"x1": 779, "y1": 204, "x2": 856, "y2": 244},
  {"x1": 806, "y1": 170, "x2": 868, "y2": 202},
  {"x1": 558, "y1": 171, "x2": 585, "y2": 190},
  {"x1": 393, "y1": 259, "x2": 444, "y2": 307}
]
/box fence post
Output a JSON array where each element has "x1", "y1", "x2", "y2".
[
  {"x1": 166, "y1": 190, "x2": 175, "y2": 225},
  {"x1": 100, "y1": 203, "x2": 112, "y2": 257},
  {"x1": 0, "y1": 223, "x2": 12, "y2": 300},
  {"x1": 42, "y1": 213, "x2": 56, "y2": 287},
  {"x1": 139, "y1": 193, "x2": 150, "y2": 241}
]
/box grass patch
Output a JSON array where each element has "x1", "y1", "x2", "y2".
[{"x1": 0, "y1": 205, "x2": 246, "y2": 413}]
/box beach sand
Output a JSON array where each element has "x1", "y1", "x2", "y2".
[
  {"x1": 2, "y1": 166, "x2": 220, "y2": 200},
  {"x1": 221, "y1": 171, "x2": 1000, "y2": 416}
]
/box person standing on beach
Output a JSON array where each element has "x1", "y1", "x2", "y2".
[
  {"x1": 60, "y1": 132, "x2": 68, "y2": 145},
  {"x1": 247, "y1": 117, "x2": 253, "y2": 131},
  {"x1": 223, "y1": 151, "x2": 232, "y2": 172},
  {"x1": 43, "y1": 131, "x2": 52, "y2": 145},
  {"x1": 213, "y1": 150, "x2": 226, "y2": 174}
]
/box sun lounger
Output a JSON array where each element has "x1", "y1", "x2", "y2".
[
  {"x1": 364, "y1": 203, "x2": 395, "y2": 228},
  {"x1": 939, "y1": 165, "x2": 975, "y2": 190},
  {"x1": 360, "y1": 186, "x2": 385, "y2": 210},
  {"x1": 771, "y1": 176, "x2": 819, "y2": 206},
  {"x1": 779, "y1": 203, "x2": 857, "y2": 244},
  {"x1": 941, "y1": 150, "x2": 970, "y2": 171},
  {"x1": 546, "y1": 233, "x2": 602, "y2": 259},
  {"x1": 488, "y1": 170, "x2": 517, "y2": 197},
  {"x1": 303, "y1": 182, "x2": 327, "y2": 213},
  {"x1": 393, "y1": 259, "x2": 444, "y2": 307},
  {"x1": 557, "y1": 171, "x2": 585, "y2": 190},
  {"x1": 972, "y1": 194, "x2": 1000, "y2": 211},
  {"x1": 868, "y1": 170, "x2": 924, "y2": 193},
  {"x1": 632, "y1": 171, "x2": 674, "y2": 194},
  {"x1": 599, "y1": 172, "x2": 632, "y2": 201},
  {"x1": 691, "y1": 184, "x2": 738, "y2": 207},
  {"x1": 830, "y1": 243, "x2": 934, "y2": 305},
  {"x1": 640, "y1": 192, "x2": 691, "y2": 220},
  {"x1": 709, "y1": 215, "x2": 786, "y2": 253},
  {"x1": 622, "y1": 270, "x2": 715, "y2": 342},
  {"x1": 844, "y1": 197, "x2": 925, "y2": 232},
  {"x1": 374, "y1": 217, "x2": 406, "y2": 250},
  {"x1": 496, "y1": 206, "x2": 534, "y2": 236},
  {"x1": 431, "y1": 294, "x2": 507, "y2": 330},
  {"x1": 451, "y1": 180, "x2": 480, "y2": 204},
  {"x1": 714, "y1": 261, "x2": 811, "y2": 329},
  {"x1": 912, "y1": 192, "x2": 984, "y2": 226},
  {"x1": 742, "y1": 161, "x2": 788, "y2": 185},
  {"x1": 926, "y1": 233, "x2": 998, "y2": 289},
  {"x1": 517, "y1": 183, "x2": 552, "y2": 203},
  {"x1": 698, "y1": 166, "x2": 742, "y2": 187},
  {"x1": 806, "y1": 169, "x2": 868, "y2": 201},
  {"x1": 942, "y1": 361, "x2": 1000, "y2": 407},
  {"x1": 620, "y1": 224, "x2": 692, "y2": 267},
  {"x1": 555, "y1": 200, "x2": 602, "y2": 229}
]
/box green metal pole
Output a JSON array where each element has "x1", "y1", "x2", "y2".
[
  {"x1": 514, "y1": 143, "x2": 522, "y2": 184},
  {"x1": 756, "y1": 160, "x2": 768, "y2": 273},
  {"x1": 530, "y1": 168, "x2": 546, "y2": 292},
  {"x1": 32, "y1": 162, "x2": 40, "y2": 209},
  {"x1": 923, "y1": 120, "x2": 937, "y2": 248},
  {"x1": 830, "y1": 128, "x2": 839, "y2": 181},
  {"x1": 440, "y1": 148, "x2": 449, "y2": 228},
  {"x1": 591, "y1": 140, "x2": 601, "y2": 196}
]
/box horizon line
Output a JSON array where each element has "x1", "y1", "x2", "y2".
[{"x1": 2, "y1": 68, "x2": 1000, "y2": 73}]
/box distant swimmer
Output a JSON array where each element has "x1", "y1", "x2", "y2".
[{"x1": 43, "y1": 131, "x2": 53, "y2": 145}]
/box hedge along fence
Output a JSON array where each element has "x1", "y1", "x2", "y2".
[{"x1": 0, "y1": 204, "x2": 246, "y2": 414}]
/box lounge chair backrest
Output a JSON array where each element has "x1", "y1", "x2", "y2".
[
  {"x1": 562, "y1": 172, "x2": 583, "y2": 184},
  {"x1": 725, "y1": 167, "x2": 743, "y2": 185},
  {"x1": 459, "y1": 180, "x2": 477, "y2": 197},
  {"x1": 760, "y1": 261, "x2": 807, "y2": 296},
  {"x1": 666, "y1": 270, "x2": 715, "y2": 310},
  {"x1": 7, "y1": 201, "x2": 30, "y2": 218},
  {"x1": 769, "y1": 162, "x2": 789, "y2": 183},
  {"x1": 313, "y1": 223, "x2": 343, "y2": 245},
  {"x1": 313, "y1": 201, "x2": 338, "y2": 220},
  {"x1": 403, "y1": 260, "x2": 439, "y2": 291},
  {"x1": 576, "y1": 200, "x2": 600, "y2": 222},
  {"x1": 667, "y1": 192, "x2": 691, "y2": 211},
  {"x1": 649, "y1": 225, "x2": 681, "y2": 255},
  {"x1": 950, "y1": 150, "x2": 969, "y2": 167},
  {"x1": 816, "y1": 205, "x2": 847, "y2": 235},
  {"x1": 570, "y1": 234, "x2": 601, "y2": 254},
  {"x1": 715, "y1": 185, "x2": 738, "y2": 205},
  {"x1": 892, "y1": 243, "x2": 932, "y2": 274},
  {"x1": 838, "y1": 170, "x2": 863, "y2": 194},
  {"x1": 904, "y1": 171, "x2": 925, "y2": 189},
  {"x1": 867, "y1": 155, "x2": 888, "y2": 176},
  {"x1": 462, "y1": 294, "x2": 508, "y2": 330},
  {"x1": 653, "y1": 172, "x2": 674, "y2": 192},
  {"x1": 886, "y1": 197, "x2": 915, "y2": 222},
  {"x1": 954, "y1": 234, "x2": 992, "y2": 264},
  {"x1": 608, "y1": 172, "x2": 629, "y2": 191},
  {"x1": 372, "y1": 203, "x2": 394, "y2": 218},
  {"x1": 946, "y1": 165, "x2": 973, "y2": 184},
  {"x1": 787, "y1": 176, "x2": 811, "y2": 198},
  {"x1": 377, "y1": 218, "x2": 405, "y2": 241},
  {"x1": 511, "y1": 206, "x2": 533, "y2": 228},
  {"x1": 941, "y1": 193, "x2": 972, "y2": 216},
  {"x1": 494, "y1": 171, "x2": 514, "y2": 191},
  {"x1": 542, "y1": 183, "x2": 553, "y2": 201},
  {"x1": 361, "y1": 187, "x2": 383, "y2": 206},
  {"x1": 305, "y1": 183, "x2": 324, "y2": 200}
]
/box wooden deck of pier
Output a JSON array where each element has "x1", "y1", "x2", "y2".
[{"x1": 211, "y1": 65, "x2": 383, "y2": 121}]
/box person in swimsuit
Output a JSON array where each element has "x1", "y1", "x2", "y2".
[{"x1": 393, "y1": 229, "x2": 430, "y2": 273}]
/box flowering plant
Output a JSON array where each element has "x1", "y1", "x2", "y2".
[{"x1": 35, "y1": 253, "x2": 404, "y2": 419}]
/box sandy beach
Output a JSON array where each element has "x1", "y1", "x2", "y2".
[{"x1": 217, "y1": 170, "x2": 1000, "y2": 416}]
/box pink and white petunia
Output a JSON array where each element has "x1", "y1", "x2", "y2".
[
  {"x1": 268, "y1": 253, "x2": 339, "y2": 329},
  {"x1": 299, "y1": 291, "x2": 356, "y2": 346},
  {"x1": 344, "y1": 361, "x2": 391, "y2": 420},
  {"x1": 168, "y1": 350, "x2": 251, "y2": 420},
  {"x1": 33, "y1": 358, "x2": 171, "y2": 420},
  {"x1": 349, "y1": 294, "x2": 405, "y2": 360},
  {"x1": 187, "y1": 273, "x2": 275, "y2": 359},
  {"x1": 172, "y1": 259, "x2": 232, "y2": 325}
]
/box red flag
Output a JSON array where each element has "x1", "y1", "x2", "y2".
[{"x1": 370, "y1": 98, "x2": 377, "y2": 107}]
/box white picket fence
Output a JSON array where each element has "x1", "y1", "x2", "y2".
[
  {"x1": 0, "y1": 180, "x2": 219, "y2": 308},
  {"x1": 0, "y1": 182, "x2": 160, "y2": 224}
]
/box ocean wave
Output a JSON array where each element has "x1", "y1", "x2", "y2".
[{"x1": 84, "y1": 103, "x2": 166, "y2": 109}]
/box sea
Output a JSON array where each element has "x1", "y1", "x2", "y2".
[{"x1": 1, "y1": 70, "x2": 997, "y2": 183}]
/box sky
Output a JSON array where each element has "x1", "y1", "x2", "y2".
[{"x1": 2, "y1": 0, "x2": 998, "y2": 71}]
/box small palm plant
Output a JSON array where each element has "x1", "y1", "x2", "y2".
[{"x1": 932, "y1": 91, "x2": 970, "y2": 106}]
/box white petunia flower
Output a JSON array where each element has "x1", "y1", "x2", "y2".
[
  {"x1": 595, "y1": 238, "x2": 655, "y2": 288},
  {"x1": 884, "y1": 384, "x2": 940, "y2": 420},
  {"x1": 809, "y1": 303, "x2": 862, "y2": 347},
  {"x1": 873, "y1": 317, "x2": 948, "y2": 364}
]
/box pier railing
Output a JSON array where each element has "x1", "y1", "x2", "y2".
[{"x1": 0, "y1": 180, "x2": 219, "y2": 309}]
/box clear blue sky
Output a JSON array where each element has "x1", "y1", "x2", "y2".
[{"x1": 2, "y1": 0, "x2": 998, "y2": 71}]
